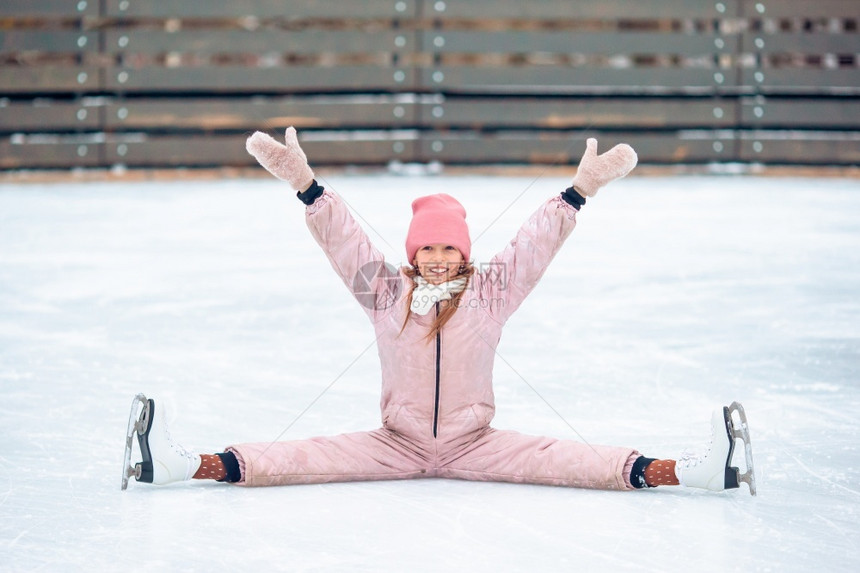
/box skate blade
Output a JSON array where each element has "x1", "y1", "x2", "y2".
[
  {"x1": 121, "y1": 393, "x2": 149, "y2": 491},
  {"x1": 728, "y1": 401, "x2": 757, "y2": 496}
]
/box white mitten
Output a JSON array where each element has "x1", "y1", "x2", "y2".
[
  {"x1": 570, "y1": 138, "x2": 638, "y2": 197},
  {"x1": 246, "y1": 127, "x2": 315, "y2": 192}
]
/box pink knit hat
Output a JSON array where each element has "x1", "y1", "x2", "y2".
[{"x1": 405, "y1": 193, "x2": 471, "y2": 263}]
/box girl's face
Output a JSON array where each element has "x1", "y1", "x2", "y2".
[{"x1": 413, "y1": 244, "x2": 464, "y2": 285}]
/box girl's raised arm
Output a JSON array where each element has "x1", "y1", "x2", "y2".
[
  {"x1": 480, "y1": 138, "x2": 638, "y2": 322},
  {"x1": 245, "y1": 127, "x2": 391, "y2": 318}
]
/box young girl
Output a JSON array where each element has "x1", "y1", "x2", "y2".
[{"x1": 123, "y1": 128, "x2": 755, "y2": 495}]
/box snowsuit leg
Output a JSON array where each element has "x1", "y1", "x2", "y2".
[
  {"x1": 227, "y1": 429, "x2": 430, "y2": 487},
  {"x1": 437, "y1": 428, "x2": 639, "y2": 491}
]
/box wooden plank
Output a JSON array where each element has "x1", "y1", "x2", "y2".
[
  {"x1": 744, "y1": 0, "x2": 859, "y2": 17},
  {"x1": 0, "y1": 0, "x2": 99, "y2": 17},
  {"x1": 0, "y1": 99, "x2": 101, "y2": 131},
  {"x1": 421, "y1": 66, "x2": 734, "y2": 94},
  {"x1": 103, "y1": 66, "x2": 415, "y2": 92},
  {"x1": 738, "y1": 135, "x2": 860, "y2": 164},
  {"x1": 0, "y1": 31, "x2": 100, "y2": 54},
  {"x1": 105, "y1": 29, "x2": 415, "y2": 55},
  {"x1": 741, "y1": 68, "x2": 860, "y2": 94},
  {"x1": 103, "y1": 97, "x2": 419, "y2": 130},
  {"x1": 419, "y1": 98, "x2": 736, "y2": 128},
  {"x1": 424, "y1": 0, "x2": 740, "y2": 19},
  {"x1": 0, "y1": 66, "x2": 100, "y2": 93},
  {"x1": 0, "y1": 138, "x2": 102, "y2": 168},
  {"x1": 416, "y1": 131, "x2": 733, "y2": 164},
  {"x1": 743, "y1": 33, "x2": 860, "y2": 54},
  {"x1": 105, "y1": 133, "x2": 415, "y2": 166},
  {"x1": 104, "y1": 0, "x2": 418, "y2": 19},
  {"x1": 285, "y1": 134, "x2": 417, "y2": 164},
  {"x1": 740, "y1": 99, "x2": 860, "y2": 128},
  {"x1": 105, "y1": 134, "x2": 251, "y2": 166},
  {"x1": 423, "y1": 30, "x2": 739, "y2": 55}
]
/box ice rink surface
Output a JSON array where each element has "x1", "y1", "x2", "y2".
[{"x1": 1, "y1": 173, "x2": 858, "y2": 572}]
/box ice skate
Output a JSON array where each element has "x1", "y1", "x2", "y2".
[
  {"x1": 121, "y1": 393, "x2": 201, "y2": 490},
  {"x1": 676, "y1": 401, "x2": 756, "y2": 496}
]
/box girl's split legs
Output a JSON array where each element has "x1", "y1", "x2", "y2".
[{"x1": 128, "y1": 397, "x2": 753, "y2": 495}]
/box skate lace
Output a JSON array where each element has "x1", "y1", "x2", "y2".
[
  {"x1": 677, "y1": 437, "x2": 713, "y2": 471},
  {"x1": 164, "y1": 426, "x2": 194, "y2": 460}
]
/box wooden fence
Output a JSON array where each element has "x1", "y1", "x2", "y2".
[{"x1": 1, "y1": 0, "x2": 858, "y2": 171}]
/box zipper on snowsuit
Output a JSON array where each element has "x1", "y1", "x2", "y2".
[{"x1": 432, "y1": 302, "x2": 441, "y2": 438}]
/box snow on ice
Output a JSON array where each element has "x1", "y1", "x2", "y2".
[{"x1": 1, "y1": 173, "x2": 859, "y2": 571}]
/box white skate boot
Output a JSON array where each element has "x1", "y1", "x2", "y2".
[
  {"x1": 121, "y1": 394, "x2": 201, "y2": 489},
  {"x1": 675, "y1": 402, "x2": 756, "y2": 496}
]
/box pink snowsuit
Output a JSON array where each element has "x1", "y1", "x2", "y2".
[{"x1": 228, "y1": 191, "x2": 639, "y2": 490}]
